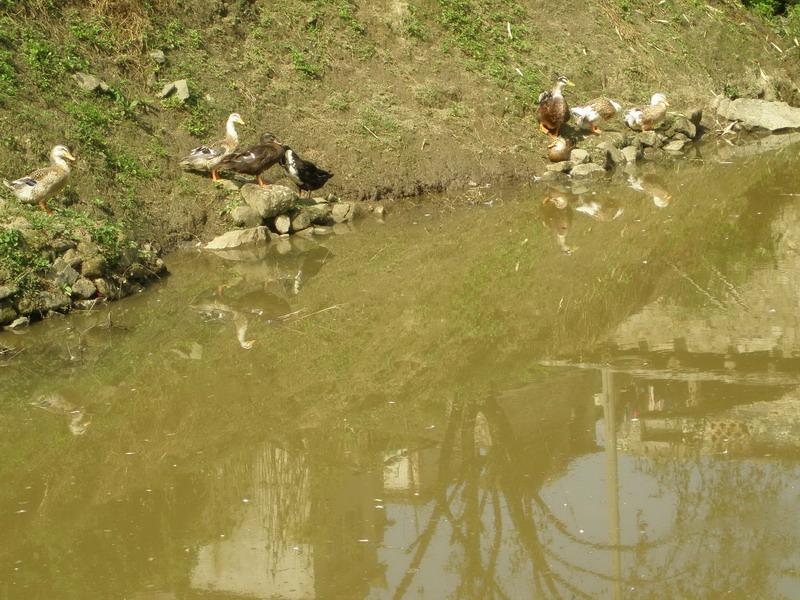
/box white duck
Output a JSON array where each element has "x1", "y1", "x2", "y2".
[{"x1": 3, "y1": 145, "x2": 76, "y2": 212}]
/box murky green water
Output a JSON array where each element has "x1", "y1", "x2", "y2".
[{"x1": 2, "y1": 139, "x2": 800, "y2": 599}]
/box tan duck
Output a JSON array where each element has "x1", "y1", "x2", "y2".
[
  {"x1": 179, "y1": 112, "x2": 245, "y2": 180},
  {"x1": 536, "y1": 75, "x2": 575, "y2": 138},
  {"x1": 625, "y1": 93, "x2": 668, "y2": 131},
  {"x1": 3, "y1": 145, "x2": 75, "y2": 213},
  {"x1": 547, "y1": 136, "x2": 574, "y2": 162},
  {"x1": 571, "y1": 97, "x2": 622, "y2": 133}
]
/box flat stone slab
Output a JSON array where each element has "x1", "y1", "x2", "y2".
[
  {"x1": 716, "y1": 98, "x2": 800, "y2": 131},
  {"x1": 205, "y1": 226, "x2": 271, "y2": 250}
]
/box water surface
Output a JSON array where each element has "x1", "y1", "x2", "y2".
[{"x1": 2, "y1": 140, "x2": 800, "y2": 599}]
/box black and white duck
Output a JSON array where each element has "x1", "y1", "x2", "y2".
[
  {"x1": 3, "y1": 145, "x2": 76, "y2": 213},
  {"x1": 179, "y1": 112, "x2": 245, "y2": 180},
  {"x1": 218, "y1": 132, "x2": 285, "y2": 187},
  {"x1": 279, "y1": 147, "x2": 333, "y2": 197}
]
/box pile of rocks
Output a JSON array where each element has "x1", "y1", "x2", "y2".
[
  {"x1": 0, "y1": 223, "x2": 166, "y2": 328},
  {"x1": 541, "y1": 112, "x2": 702, "y2": 181},
  {"x1": 207, "y1": 184, "x2": 375, "y2": 250}
]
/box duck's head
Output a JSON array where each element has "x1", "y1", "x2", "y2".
[
  {"x1": 650, "y1": 93, "x2": 668, "y2": 106},
  {"x1": 555, "y1": 75, "x2": 575, "y2": 90},
  {"x1": 260, "y1": 132, "x2": 282, "y2": 144},
  {"x1": 51, "y1": 145, "x2": 76, "y2": 162},
  {"x1": 228, "y1": 113, "x2": 245, "y2": 126}
]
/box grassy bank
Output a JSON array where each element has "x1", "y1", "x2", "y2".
[{"x1": 0, "y1": 0, "x2": 798, "y2": 311}]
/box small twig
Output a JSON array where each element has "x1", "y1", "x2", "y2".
[
  {"x1": 362, "y1": 124, "x2": 382, "y2": 142},
  {"x1": 770, "y1": 41, "x2": 784, "y2": 54}
]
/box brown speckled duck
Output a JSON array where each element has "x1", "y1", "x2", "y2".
[
  {"x1": 3, "y1": 145, "x2": 76, "y2": 213},
  {"x1": 625, "y1": 94, "x2": 668, "y2": 131},
  {"x1": 571, "y1": 97, "x2": 622, "y2": 133},
  {"x1": 537, "y1": 75, "x2": 575, "y2": 138},
  {"x1": 547, "y1": 137, "x2": 574, "y2": 162}
]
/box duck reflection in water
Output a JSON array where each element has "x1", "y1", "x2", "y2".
[
  {"x1": 541, "y1": 195, "x2": 575, "y2": 254},
  {"x1": 31, "y1": 393, "x2": 91, "y2": 435},
  {"x1": 627, "y1": 173, "x2": 672, "y2": 208}
]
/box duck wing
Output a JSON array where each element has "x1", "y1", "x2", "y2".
[
  {"x1": 641, "y1": 103, "x2": 667, "y2": 126},
  {"x1": 586, "y1": 97, "x2": 620, "y2": 119}
]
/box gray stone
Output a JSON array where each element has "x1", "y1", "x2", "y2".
[
  {"x1": 71, "y1": 278, "x2": 97, "y2": 300},
  {"x1": 0, "y1": 284, "x2": 18, "y2": 301},
  {"x1": 715, "y1": 97, "x2": 800, "y2": 131},
  {"x1": 670, "y1": 115, "x2": 697, "y2": 139},
  {"x1": 312, "y1": 226, "x2": 333, "y2": 236},
  {"x1": 290, "y1": 210, "x2": 312, "y2": 232},
  {"x1": 373, "y1": 205, "x2": 386, "y2": 219},
  {"x1": 539, "y1": 171, "x2": 567, "y2": 182},
  {"x1": 569, "y1": 149, "x2": 590, "y2": 164},
  {"x1": 127, "y1": 263, "x2": 151, "y2": 283},
  {"x1": 117, "y1": 246, "x2": 139, "y2": 269},
  {"x1": 62, "y1": 248, "x2": 83, "y2": 269},
  {"x1": 241, "y1": 184, "x2": 298, "y2": 219},
  {"x1": 331, "y1": 202, "x2": 356, "y2": 223},
  {"x1": 205, "y1": 226, "x2": 272, "y2": 250},
  {"x1": 174, "y1": 79, "x2": 190, "y2": 101},
  {"x1": 94, "y1": 278, "x2": 118, "y2": 300},
  {"x1": 298, "y1": 202, "x2": 332, "y2": 225},
  {"x1": 81, "y1": 255, "x2": 107, "y2": 279},
  {"x1": 0, "y1": 303, "x2": 17, "y2": 325},
  {"x1": 73, "y1": 72, "x2": 110, "y2": 93},
  {"x1": 546, "y1": 161, "x2": 572, "y2": 173},
  {"x1": 597, "y1": 142, "x2": 625, "y2": 167},
  {"x1": 36, "y1": 291, "x2": 71, "y2": 313},
  {"x1": 149, "y1": 49, "x2": 166, "y2": 65},
  {"x1": 231, "y1": 205, "x2": 262, "y2": 228},
  {"x1": 216, "y1": 179, "x2": 240, "y2": 193},
  {"x1": 274, "y1": 214, "x2": 291, "y2": 234},
  {"x1": 52, "y1": 239, "x2": 77, "y2": 254},
  {"x1": 638, "y1": 130, "x2": 660, "y2": 147},
  {"x1": 5, "y1": 316, "x2": 28, "y2": 329},
  {"x1": 642, "y1": 147, "x2": 663, "y2": 161},
  {"x1": 663, "y1": 139, "x2": 687, "y2": 153},
  {"x1": 53, "y1": 264, "x2": 80, "y2": 288},
  {"x1": 621, "y1": 145, "x2": 640, "y2": 163},
  {"x1": 159, "y1": 81, "x2": 177, "y2": 98},
  {"x1": 570, "y1": 163, "x2": 606, "y2": 178}
]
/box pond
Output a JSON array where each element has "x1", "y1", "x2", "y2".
[{"x1": 1, "y1": 138, "x2": 800, "y2": 599}]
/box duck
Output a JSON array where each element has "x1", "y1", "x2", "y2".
[
  {"x1": 541, "y1": 195, "x2": 575, "y2": 254},
  {"x1": 179, "y1": 112, "x2": 245, "y2": 180},
  {"x1": 217, "y1": 132, "x2": 286, "y2": 187},
  {"x1": 571, "y1": 97, "x2": 622, "y2": 133},
  {"x1": 547, "y1": 136, "x2": 574, "y2": 162},
  {"x1": 3, "y1": 145, "x2": 76, "y2": 213},
  {"x1": 625, "y1": 94, "x2": 668, "y2": 131},
  {"x1": 536, "y1": 75, "x2": 575, "y2": 138},
  {"x1": 279, "y1": 147, "x2": 333, "y2": 197}
]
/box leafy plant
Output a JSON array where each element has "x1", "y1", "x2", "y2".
[{"x1": 290, "y1": 48, "x2": 323, "y2": 79}]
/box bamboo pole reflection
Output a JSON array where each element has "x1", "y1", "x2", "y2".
[{"x1": 602, "y1": 368, "x2": 624, "y2": 600}]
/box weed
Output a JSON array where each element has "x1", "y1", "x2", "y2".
[
  {"x1": 403, "y1": 4, "x2": 428, "y2": 40},
  {"x1": 0, "y1": 50, "x2": 18, "y2": 104},
  {"x1": 290, "y1": 48, "x2": 323, "y2": 79},
  {"x1": 359, "y1": 106, "x2": 399, "y2": 135},
  {"x1": 328, "y1": 92, "x2": 351, "y2": 111},
  {"x1": 68, "y1": 13, "x2": 117, "y2": 53},
  {"x1": 22, "y1": 32, "x2": 85, "y2": 90}
]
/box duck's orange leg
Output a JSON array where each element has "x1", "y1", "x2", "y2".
[
  {"x1": 38, "y1": 200, "x2": 52, "y2": 214},
  {"x1": 591, "y1": 123, "x2": 602, "y2": 134},
  {"x1": 211, "y1": 170, "x2": 219, "y2": 181},
  {"x1": 539, "y1": 123, "x2": 551, "y2": 135},
  {"x1": 257, "y1": 175, "x2": 268, "y2": 188}
]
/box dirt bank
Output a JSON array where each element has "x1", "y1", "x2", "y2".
[{"x1": 0, "y1": 0, "x2": 799, "y2": 316}]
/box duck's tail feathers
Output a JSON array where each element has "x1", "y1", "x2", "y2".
[
  {"x1": 624, "y1": 109, "x2": 642, "y2": 128},
  {"x1": 610, "y1": 99, "x2": 622, "y2": 112},
  {"x1": 2, "y1": 179, "x2": 11, "y2": 191}
]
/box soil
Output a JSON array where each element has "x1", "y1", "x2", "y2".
[{"x1": 0, "y1": 0, "x2": 799, "y2": 250}]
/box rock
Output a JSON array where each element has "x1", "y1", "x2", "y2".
[
  {"x1": 5, "y1": 316, "x2": 28, "y2": 329},
  {"x1": 117, "y1": 246, "x2": 139, "y2": 269},
  {"x1": 298, "y1": 202, "x2": 332, "y2": 225},
  {"x1": 670, "y1": 115, "x2": 697, "y2": 139},
  {"x1": 539, "y1": 171, "x2": 567, "y2": 182},
  {"x1": 0, "y1": 303, "x2": 17, "y2": 326},
  {"x1": 216, "y1": 179, "x2": 240, "y2": 193},
  {"x1": 52, "y1": 239, "x2": 77, "y2": 254},
  {"x1": 373, "y1": 205, "x2": 386, "y2": 220},
  {"x1": 52, "y1": 263, "x2": 80, "y2": 288},
  {"x1": 274, "y1": 214, "x2": 291, "y2": 234},
  {"x1": 637, "y1": 130, "x2": 661, "y2": 147},
  {"x1": 0, "y1": 284, "x2": 18, "y2": 301},
  {"x1": 290, "y1": 210, "x2": 312, "y2": 232},
  {"x1": 331, "y1": 202, "x2": 358, "y2": 223},
  {"x1": 275, "y1": 239, "x2": 292, "y2": 254},
  {"x1": 312, "y1": 225, "x2": 333, "y2": 236},
  {"x1": 663, "y1": 139, "x2": 687, "y2": 153},
  {"x1": 94, "y1": 278, "x2": 119, "y2": 300},
  {"x1": 570, "y1": 163, "x2": 606, "y2": 178},
  {"x1": 73, "y1": 72, "x2": 110, "y2": 93},
  {"x1": 71, "y1": 278, "x2": 97, "y2": 300},
  {"x1": 159, "y1": 81, "x2": 176, "y2": 98},
  {"x1": 715, "y1": 97, "x2": 800, "y2": 131},
  {"x1": 569, "y1": 149, "x2": 590, "y2": 164},
  {"x1": 621, "y1": 145, "x2": 640, "y2": 163},
  {"x1": 231, "y1": 205, "x2": 262, "y2": 228},
  {"x1": 127, "y1": 263, "x2": 151, "y2": 283},
  {"x1": 240, "y1": 184, "x2": 298, "y2": 219},
  {"x1": 61, "y1": 248, "x2": 83, "y2": 269},
  {"x1": 596, "y1": 142, "x2": 625, "y2": 168},
  {"x1": 36, "y1": 291, "x2": 71, "y2": 313},
  {"x1": 642, "y1": 147, "x2": 663, "y2": 161},
  {"x1": 546, "y1": 161, "x2": 572, "y2": 173},
  {"x1": 174, "y1": 79, "x2": 190, "y2": 101},
  {"x1": 205, "y1": 226, "x2": 272, "y2": 250},
  {"x1": 149, "y1": 49, "x2": 166, "y2": 65},
  {"x1": 81, "y1": 255, "x2": 107, "y2": 279}
]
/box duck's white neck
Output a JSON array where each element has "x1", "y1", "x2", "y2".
[
  {"x1": 552, "y1": 82, "x2": 565, "y2": 98},
  {"x1": 226, "y1": 118, "x2": 240, "y2": 143},
  {"x1": 51, "y1": 154, "x2": 72, "y2": 172}
]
